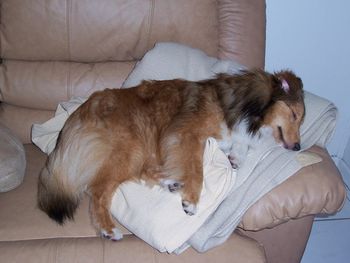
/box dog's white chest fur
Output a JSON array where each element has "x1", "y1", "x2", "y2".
[
  {"x1": 217, "y1": 121, "x2": 270, "y2": 168},
  {"x1": 217, "y1": 122, "x2": 253, "y2": 153},
  {"x1": 217, "y1": 123, "x2": 236, "y2": 156}
]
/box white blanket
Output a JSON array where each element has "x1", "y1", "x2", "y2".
[{"x1": 31, "y1": 42, "x2": 337, "y2": 253}]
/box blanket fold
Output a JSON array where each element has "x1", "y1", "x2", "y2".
[{"x1": 31, "y1": 42, "x2": 337, "y2": 253}]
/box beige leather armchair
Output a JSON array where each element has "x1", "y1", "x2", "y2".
[{"x1": 0, "y1": 1, "x2": 345, "y2": 262}]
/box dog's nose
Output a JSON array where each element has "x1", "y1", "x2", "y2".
[{"x1": 293, "y1": 143, "x2": 300, "y2": 151}]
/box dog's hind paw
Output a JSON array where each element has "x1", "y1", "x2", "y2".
[
  {"x1": 228, "y1": 155, "x2": 240, "y2": 169},
  {"x1": 101, "y1": 228, "x2": 123, "y2": 241},
  {"x1": 160, "y1": 179, "x2": 184, "y2": 192},
  {"x1": 182, "y1": 200, "x2": 197, "y2": 216}
]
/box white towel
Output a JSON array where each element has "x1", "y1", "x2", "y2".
[{"x1": 32, "y1": 97, "x2": 86, "y2": 154}]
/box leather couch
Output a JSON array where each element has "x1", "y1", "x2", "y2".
[{"x1": 0, "y1": 0, "x2": 346, "y2": 262}]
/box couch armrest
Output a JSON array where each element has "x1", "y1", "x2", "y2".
[{"x1": 239, "y1": 145, "x2": 346, "y2": 230}]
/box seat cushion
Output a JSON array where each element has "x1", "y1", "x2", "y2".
[
  {"x1": 0, "y1": 144, "x2": 130, "y2": 242},
  {"x1": 0, "y1": 234, "x2": 266, "y2": 263},
  {"x1": 0, "y1": 144, "x2": 267, "y2": 261},
  {"x1": 0, "y1": 143, "x2": 344, "y2": 244}
]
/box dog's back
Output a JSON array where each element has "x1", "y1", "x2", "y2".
[{"x1": 37, "y1": 78, "x2": 224, "y2": 232}]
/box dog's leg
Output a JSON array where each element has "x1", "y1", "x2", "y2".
[
  {"x1": 89, "y1": 167, "x2": 124, "y2": 241},
  {"x1": 89, "y1": 146, "x2": 144, "y2": 241},
  {"x1": 162, "y1": 134, "x2": 204, "y2": 216},
  {"x1": 180, "y1": 142, "x2": 204, "y2": 216}
]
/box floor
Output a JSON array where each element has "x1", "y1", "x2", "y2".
[{"x1": 301, "y1": 159, "x2": 350, "y2": 263}]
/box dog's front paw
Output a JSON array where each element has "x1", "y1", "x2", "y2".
[
  {"x1": 101, "y1": 228, "x2": 123, "y2": 241},
  {"x1": 160, "y1": 179, "x2": 184, "y2": 192},
  {"x1": 182, "y1": 200, "x2": 197, "y2": 216}
]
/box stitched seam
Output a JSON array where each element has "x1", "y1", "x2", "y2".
[
  {"x1": 66, "y1": 0, "x2": 72, "y2": 99},
  {"x1": 54, "y1": 240, "x2": 58, "y2": 263},
  {"x1": 152, "y1": 249, "x2": 159, "y2": 263},
  {"x1": 0, "y1": 61, "x2": 8, "y2": 101},
  {"x1": 216, "y1": 0, "x2": 221, "y2": 58},
  {"x1": 146, "y1": 0, "x2": 155, "y2": 51},
  {"x1": 67, "y1": 63, "x2": 71, "y2": 99},
  {"x1": 0, "y1": 0, "x2": 2, "y2": 60},
  {"x1": 66, "y1": 0, "x2": 72, "y2": 61},
  {"x1": 102, "y1": 239, "x2": 106, "y2": 263}
]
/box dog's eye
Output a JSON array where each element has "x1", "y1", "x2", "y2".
[{"x1": 286, "y1": 103, "x2": 298, "y2": 121}]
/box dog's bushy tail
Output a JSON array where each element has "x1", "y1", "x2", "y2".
[
  {"x1": 37, "y1": 103, "x2": 110, "y2": 224},
  {"x1": 37, "y1": 162, "x2": 80, "y2": 225}
]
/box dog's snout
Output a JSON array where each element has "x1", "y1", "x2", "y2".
[{"x1": 293, "y1": 143, "x2": 300, "y2": 151}]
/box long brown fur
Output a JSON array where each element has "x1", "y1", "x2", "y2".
[{"x1": 37, "y1": 69, "x2": 304, "y2": 239}]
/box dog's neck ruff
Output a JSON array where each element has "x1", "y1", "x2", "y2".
[{"x1": 214, "y1": 78, "x2": 261, "y2": 134}]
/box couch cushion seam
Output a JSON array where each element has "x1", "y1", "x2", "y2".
[{"x1": 146, "y1": 0, "x2": 155, "y2": 52}]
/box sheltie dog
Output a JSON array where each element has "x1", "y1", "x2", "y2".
[{"x1": 37, "y1": 69, "x2": 304, "y2": 240}]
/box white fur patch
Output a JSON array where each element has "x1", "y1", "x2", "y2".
[
  {"x1": 160, "y1": 178, "x2": 184, "y2": 192},
  {"x1": 217, "y1": 121, "x2": 275, "y2": 168},
  {"x1": 216, "y1": 122, "x2": 235, "y2": 155},
  {"x1": 101, "y1": 228, "x2": 123, "y2": 241},
  {"x1": 182, "y1": 201, "x2": 197, "y2": 216},
  {"x1": 50, "y1": 122, "x2": 110, "y2": 193}
]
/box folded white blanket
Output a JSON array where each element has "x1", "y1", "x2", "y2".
[{"x1": 31, "y1": 42, "x2": 337, "y2": 253}]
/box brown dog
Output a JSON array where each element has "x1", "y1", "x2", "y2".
[{"x1": 37, "y1": 69, "x2": 304, "y2": 240}]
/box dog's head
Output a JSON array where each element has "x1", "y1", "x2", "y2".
[
  {"x1": 217, "y1": 69, "x2": 305, "y2": 151},
  {"x1": 263, "y1": 70, "x2": 305, "y2": 151}
]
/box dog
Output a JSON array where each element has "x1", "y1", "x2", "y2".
[{"x1": 37, "y1": 69, "x2": 304, "y2": 241}]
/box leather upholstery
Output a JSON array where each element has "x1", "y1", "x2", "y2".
[
  {"x1": 240, "y1": 146, "x2": 346, "y2": 230},
  {"x1": 0, "y1": 0, "x2": 266, "y2": 143},
  {"x1": 0, "y1": 235, "x2": 266, "y2": 263},
  {"x1": 1, "y1": 0, "x2": 265, "y2": 65},
  {"x1": 0, "y1": 0, "x2": 345, "y2": 262}
]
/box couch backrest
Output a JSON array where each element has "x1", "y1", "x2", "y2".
[{"x1": 0, "y1": 0, "x2": 266, "y2": 143}]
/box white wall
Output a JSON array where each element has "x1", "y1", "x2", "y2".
[{"x1": 265, "y1": 0, "x2": 350, "y2": 163}]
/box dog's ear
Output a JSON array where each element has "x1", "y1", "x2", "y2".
[
  {"x1": 274, "y1": 70, "x2": 304, "y2": 92},
  {"x1": 279, "y1": 78, "x2": 290, "y2": 93},
  {"x1": 244, "y1": 69, "x2": 304, "y2": 134}
]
